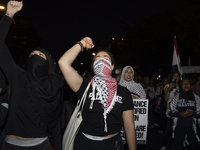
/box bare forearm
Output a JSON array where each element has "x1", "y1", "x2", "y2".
[
  {"x1": 58, "y1": 38, "x2": 94, "y2": 92},
  {"x1": 126, "y1": 126, "x2": 137, "y2": 150},
  {"x1": 59, "y1": 43, "x2": 81, "y2": 67},
  {"x1": 58, "y1": 43, "x2": 83, "y2": 92},
  {"x1": 123, "y1": 110, "x2": 137, "y2": 150}
]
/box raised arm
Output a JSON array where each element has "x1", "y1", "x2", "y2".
[
  {"x1": 6, "y1": 1, "x2": 23, "y2": 18},
  {"x1": 58, "y1": 37, "x2": 94, "y2": 92},
  {"x1": 0, "y1": 1, "x2": 23, "y2": 80},
  {"x1": 164, "y1": 83, "x2": 175, "y2": 102}
]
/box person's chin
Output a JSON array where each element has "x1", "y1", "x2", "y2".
[{"x1": 125, "y1": 79, "x2": 132, "y2": 82}]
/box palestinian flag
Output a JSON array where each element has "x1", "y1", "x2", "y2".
[{"x1": 172, "y1": 36, "x2": 182, "y2": 75}]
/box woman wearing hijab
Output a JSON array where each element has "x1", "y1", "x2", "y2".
[
  {"x1": 169, "y1": 78, "x2": 200, "y2": 150},
  {"x1": 59, "y1": 37, "x2": 136, "y2": 150},
  {"x1": 119, "y1": 66, "x2": 146, "y2": 99},
  {"x1": 118, "y1": 66, "x2": 145, "y2": 149},
  {"x1": 0, "y1": 1, "x2": 61, "y2": 149}
]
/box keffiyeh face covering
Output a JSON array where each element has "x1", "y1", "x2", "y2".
[{"x1": 91, "y1": 58, "x2": 117, "y2": 132}]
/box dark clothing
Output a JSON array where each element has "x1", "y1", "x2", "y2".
[
  {"x1": 50, "y1": 118, "x2": 61, "y2": 150},
  {"x1": 0, "y1": 69, "x2": 7, "y2": 127},
  {"x1": 26, "y1": 49, "x2": 61, "y2": 129},
  {"x1": 0, "y1": 69, "x2": 8, "y2": 150},
  {"x1": 0, "y1": 69, "x2": 5, "y2": 90},
  {"x1": 2, "y1": 138, "x2": 51, "y2": 150},
  {"x1": 0, "y1": 15, "x2": 47, "y2": 138},
  {"x1": 161, "y1": 118, "x2": 173, "y2": 146},
  {"x1": 74, "y1": 131, "x2": 124, "y2": 150},
  {"x1": 173, "y1": 125, "x2": 199, "y2": 150},
  {"x1": 0, "y1": 15, "x2": 61, "y2": 150},
  {"x1": 0, "y1": 69, "x2": 6, "y2": 103},
  {"x1": 62, "y1": 87, "x2": 71, "y2": 101},
  {"x1": 158, "y1": 94, "x2": 167, "y2": 131},
  {"x1": 171, "y1": 95, "x2": 197, "y2": 126},
  {"x1": 0, "y1": 105, "x2": 7, "y2": 127},
  {"x1": 143, "y1": 85, "x2": 155, "y2": 126},
  {"x1": 147, "y1": 96, "x2": 154, "y2": 126},
  {"x1": 76, "y1": 77, "x2": 134, "y2": 136},
  {"x1": 170, "y1": 92, "x2": 200, "y2": 150}
]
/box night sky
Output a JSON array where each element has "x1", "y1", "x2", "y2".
[
  {"x1": 1, "y1": 0, "x2": 199, "y2": 76},
  {"x1": 0, "y1": 0, "x2": 176, "y2": 60},
  {"x1": 22, "y1": 0, "x2": 137, "y2": 60}
]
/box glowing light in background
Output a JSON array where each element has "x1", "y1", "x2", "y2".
[{"x1": 0, "y1": 6, "x2": 5, "y2": 10}]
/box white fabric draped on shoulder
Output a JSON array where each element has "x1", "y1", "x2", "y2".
[{"x1": 119, "y1": 66, "x2": 146, "y2": 99}]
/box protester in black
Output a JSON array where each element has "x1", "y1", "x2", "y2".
[{"x1": 0, "y1": 1, "x2": 61, "y2": 149}]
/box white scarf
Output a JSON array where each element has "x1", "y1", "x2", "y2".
[{"x1": 119, "y1": 66, "x2": 146, "y2": 99}]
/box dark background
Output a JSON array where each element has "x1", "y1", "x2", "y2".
[{"x1": 0, "y1": 0, "x2": 200, "y2": 77}]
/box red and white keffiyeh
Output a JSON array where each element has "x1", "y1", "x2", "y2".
[{"x1": 91, "y1": 58, "x2": 117, "y2": 132}]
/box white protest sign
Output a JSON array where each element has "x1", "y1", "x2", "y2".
[
  {"x1": 120, "y1": 99, "x2": 149, "y2": 145},
  {"x1": 133, "y1": 99, "x2": 149, "y2": 145}
]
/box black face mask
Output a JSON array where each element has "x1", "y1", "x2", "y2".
[
  {"x1": 26, "y1": 48, "x2": 61, "y2": 128},
  {"x1": 27, "y1": 54, "x2": 49, "y2": 81}
]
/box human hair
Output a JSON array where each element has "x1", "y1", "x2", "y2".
[
  {"x1": 181, "y1": 78, "x2": 191, "y2": 85},
  {"x1": 169, "y1": 71, "x2": 181, "y2": 83},
  {"x1": 180, "y1": 78, "x2": 191, "y2": 92},
  {"x1": 90, "y1": 49, "x2": 116, "y2": 75}
]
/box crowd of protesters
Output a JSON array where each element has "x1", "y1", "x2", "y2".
[{"x1": 0, "y1": 1, "x2": 200, "y2": 150}]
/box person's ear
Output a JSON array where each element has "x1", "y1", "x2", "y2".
[{"x1": 112, "y1": 65, "x2": 114, "y2": 70}]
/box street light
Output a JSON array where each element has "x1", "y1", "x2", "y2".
[{"x1": 0, "y1": 6, "x2": 5, "y2": 10}]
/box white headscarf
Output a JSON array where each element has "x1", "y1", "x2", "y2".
[{"x1": 119, "y1": 66, "x2": 146, "y2": 99}]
